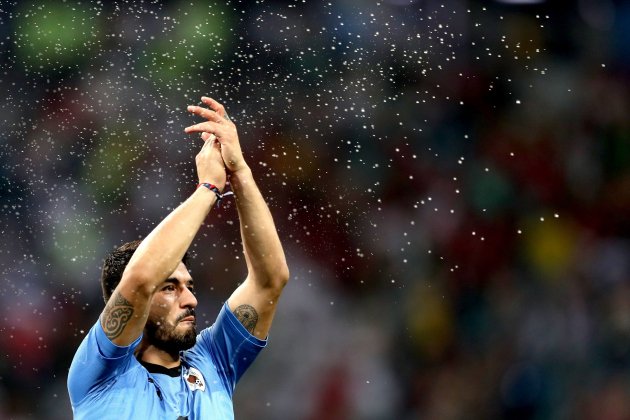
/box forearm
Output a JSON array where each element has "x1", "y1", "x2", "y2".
[
  {"x1": 124, "y1": 187, "x2": 216, "y2": 290},
  {"x1": 230, "y1": 166, "x2": 288, "y2": 287}
]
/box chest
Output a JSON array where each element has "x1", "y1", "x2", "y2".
[{"x1": 148, "y1": 364, "x2": 234, "y2": 419}]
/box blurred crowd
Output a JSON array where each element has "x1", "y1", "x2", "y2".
[{"x1": 0, "y1": 0, "x2": 629, "y2": 419}]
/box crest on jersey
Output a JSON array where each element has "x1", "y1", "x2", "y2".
[{"x1": 184, "y1": 366, "x2": 206, "y2": 392}]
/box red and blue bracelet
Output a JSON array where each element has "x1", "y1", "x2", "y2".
[{"x1": 196, "y1": 183, "x2": 234, "y2": 207}]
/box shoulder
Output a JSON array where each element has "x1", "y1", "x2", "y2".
[
  {"x1": 70, "y1": 349, "x2": 146, "y2": 409},
  {"x1": 195, "y1": 303, "x2": 268, "y2": 352},
  {"x1": 69, "y1": 321, "x2": 144, "y2": 406},
  {"x1": 184, "y1": 303, "x2": 266, "y2": 381},
  {"x1": 77, "y1": 319, "x2": 143, "y2": 361},
  {"x1": 71, "y1": 366, "x2": 155, "y2": 419}
]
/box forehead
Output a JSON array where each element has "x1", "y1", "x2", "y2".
[{"x1": 169, "y1": 262, "x2": 193, "y2": 282}]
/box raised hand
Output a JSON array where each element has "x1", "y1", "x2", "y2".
[
  {"x1": 185, "y1": 97, "x2": 248, "y2": 174},
  {"x1": 195, "y1": 133, "x2": 226, "y2": 191}
]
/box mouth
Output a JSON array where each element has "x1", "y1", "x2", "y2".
[{"x1": 179, "y1": 316, "x2": 196, "y2": 323}]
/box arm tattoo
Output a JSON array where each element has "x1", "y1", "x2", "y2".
[
  {"x1": 233, "y1": 304, "x2": 258, "y2": 334},
  {"x1": 102, "y1": 291, "x2": 134, "y2": 340}
]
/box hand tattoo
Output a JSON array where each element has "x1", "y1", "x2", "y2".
[
  {"x1": 233, "y1": 304, "x2": 258, "y2": 334},
  {"x1": 102, "y1": 292, "x2": 134, "y2": 339}
]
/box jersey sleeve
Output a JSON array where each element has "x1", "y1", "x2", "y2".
[
  {"x1": 196, "y1": 302, "x2": 267, "y2": 394},
  {"x1": 67, "y1": 319, "x2": 142, "y2": 406}
]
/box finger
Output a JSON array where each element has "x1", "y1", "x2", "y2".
[
  {"x1": 201, "y1": 132, "x2": 215, "y2": 142},
  {"x1": 202, "y1": 138, "x2": 219, "y2": 154},
  {"x1": 212, "y1": 138, "x2": 222, "y2": 151},
  {"x1": 199, "y1": 134, "x2": 215, "y2": 150},
  {"x1": 185, "y1": 121, "x2": 220, "y2": 134},
  {"x1": 203, "y1": 138, "x2": 223, "y2": 161},
  {"x1": 200, "y1": 96, "x2": 226, "y2": 117},
  {"x1": 187, "y1": 105, "x2": 223, "y2": 123},
  {"x1": 187, "y1": 124, "x2": 231, "y2": 143}
]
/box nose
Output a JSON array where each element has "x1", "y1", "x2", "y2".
[{"x1": 180, "y1": 285, "x2": 198, "y2": 309}]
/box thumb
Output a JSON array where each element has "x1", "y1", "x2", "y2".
[{"x1": 201, "y1": 132, "x2": 214, "y2": 142}]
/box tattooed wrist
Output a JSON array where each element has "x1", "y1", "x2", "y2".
[
  {"x1": 233, "y1": 304, "x2": 258, "y2": 334},
  {"x1": 102, "y1": 291, "x2": 134, "y2": 339}
]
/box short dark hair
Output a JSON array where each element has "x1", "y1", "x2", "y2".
[{"x1": 100, "y1": 240, "x2": 190, "y2": 303}]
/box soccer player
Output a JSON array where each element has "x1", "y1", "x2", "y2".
[{"x1": 67, "y1": 97, "x2": 289, "y2": 419}]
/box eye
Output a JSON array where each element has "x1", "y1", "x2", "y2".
[{"x1": 163, "y1": 284, "x2": 176, "y2": 292}]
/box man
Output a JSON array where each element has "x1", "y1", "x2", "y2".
[{"x1": 67, "y1": 97, "x2": 289, "y2": 419}]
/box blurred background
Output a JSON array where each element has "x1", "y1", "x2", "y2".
[{"x1": 1, "y1": 0, "x2": 629, "y2": 418}]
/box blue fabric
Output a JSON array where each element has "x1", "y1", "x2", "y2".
[{"x1": 67, "y1": 302, "x2": 266, "y2": 419}]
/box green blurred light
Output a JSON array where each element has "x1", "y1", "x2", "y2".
[
  {"x1": 14, "y1": 1, "x2": 102, "y2": 71},
  {"x1": 82, "y1": 128, "x2": 148, "y2": 204},
  {"x1": 50, "y1": 213, "x2": 100, "y2": 271},
  {"x1": 140, "y1": 1, "x2": 232, "y2": 88}
]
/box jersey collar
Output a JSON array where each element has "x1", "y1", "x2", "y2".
[{"x1": 139, "y1": 360, "x2": 182, "y2": 378}]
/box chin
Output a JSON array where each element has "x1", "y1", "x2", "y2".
[
  {"x1": 178, "y1": 322, "x2": 196, "y2": 333},
  {"x1": 146, "y1": 319, "x2": 198, "y2": 353},
  {"x1": 179, "y1": 332, "x2": 197, "y2": 351}
]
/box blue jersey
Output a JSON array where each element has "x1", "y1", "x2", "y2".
[{"x1": 67, "y1": 303, "x2": 266, "y2": 419}]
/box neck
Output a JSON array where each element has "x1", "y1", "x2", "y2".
[{"x1": 135, "y1": 340, "x2": 181, "y2": 368}]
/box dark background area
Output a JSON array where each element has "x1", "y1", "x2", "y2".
[{"x1": 0, "y1": 0, "x2": 629, "y2": 418}]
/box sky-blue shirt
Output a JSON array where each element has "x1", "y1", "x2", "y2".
[{"x1": 67, "y1": 302, "x2": 266, "y2": 419}]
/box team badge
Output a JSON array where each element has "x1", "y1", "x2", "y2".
[{"x1": 184, "y1": 366, "x2": 206, "y2": 392}]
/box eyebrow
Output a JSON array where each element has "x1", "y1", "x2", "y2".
[{"x1": 164, "y1": 278, "x2": 195, "y2": 287}]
